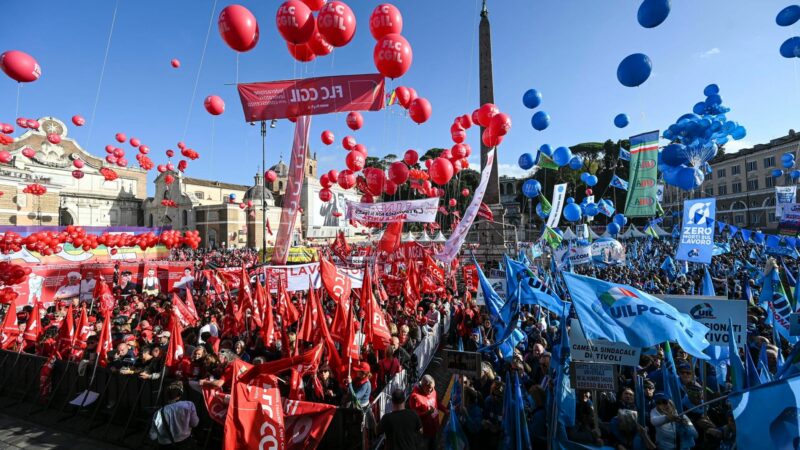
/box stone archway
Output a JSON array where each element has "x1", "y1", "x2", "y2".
[{"x1": 59, "y1": 208, "x2": 74, "y2": 226}]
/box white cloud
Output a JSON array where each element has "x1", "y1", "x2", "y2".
[
  {"x1": 697, "y1": 47, "x2": 720, "y2": 59},
  {"x1": 723, "y1": 139, "x2": 752, "y2": 154}
]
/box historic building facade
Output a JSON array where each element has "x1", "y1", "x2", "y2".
[{"x1": 0, "y1": 117, "x2": 147, "y2": 227}]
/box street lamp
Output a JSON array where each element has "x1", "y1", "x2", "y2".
[{"x1": 253, "y1": 119, "x2": 277, "y2": 263}]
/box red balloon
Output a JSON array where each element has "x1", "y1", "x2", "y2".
[
  {"x1": 585, "y1": 188, "x2": 593, "y2": 195},
  {"x1": 327, "y1": 169, "x2": 339, "y2": 181},
  {"x1": 337, "y1": 169, "x2": 356, "y2": 189},
  {"x1": 361, "y1": 193, "x2": 375, "y2": 203},
  {"x1": 308, "y1": 30, "x2": 333, "y2": 56},
  {"x1": 157, "y1": 164, "x2": 166, "y2": 173},
  {"x1": 373, "y1": 33, "x2": 413, "y2": 79},
  {"x1": 451, "y1": 143, "x2": 467, "y2": 159},
  {"x1": 449, "y1": 198, "x2": 457, "y2": 207},
  {"x1": 461, "y1": 188, "x2": 470, "y2": 197},
  {"x1": 166, "y1": 162, "x2": 174, "y2": 171},
  {"x1": 489, "y1": 112, "x2": 512, "y2": 136},
  {"x1": 320, "y1": 173, "x2": 332, "y2": 188},
  {"x1": 319, "y1": 188, "x2": 333, "y2": 202},
  {"x1": 317, "y1": 1, "x2": 356, "y2": 47},
  {"x1": 16, "y1": 118, "x2": 27, "y2": 128},
  {"x1": 459, "y1": 114, "x2": 473, "y2": 129},
  {"x1": 107, "y1": 155, "x2": 118, "y2": 165},
  {"x1": 130, "y1": 137, "x2": 141, "y2": 147},
  {"x1": 73, "y1": 159, "x2": 84, "y2": 169},
  {"x1": 72, "y1": 170, "x2": 84, "y2": 179},
  {"x1": 403, "y1": 149, "x2": 418, "y2": 165},
  {"x1": 47, "y1": 134, "x2": 61, "y2": 145},
  {"x1": 302, "y1": 0, "x2": 326, "y2": 11},
  {"x1": 471, "y1": 109, "x2": 481, "y2": 126},
  {"x1": 352, "y1": 143, "x2": 367, "y2": 156},
  {"x1": 0, "y1": 150, "x2": 10, "y2": 164},
  {"x1": 408, "y1": 98, "x2": 431, "y2": 124},
  {"x1": 394, "y1": 86, "x2": 411, "y2": 108},
  {"x1": 346, "y1": 111, "x2": 363, "y2": 131},
  {"x1": 388, "y1": 161, "x2": 409, "y2": 184},
  {"x1": 342, "y1": 135, "x2": 356, "y2": 150},
  {"x1": 218, "y1": 5, "x2": 260, "y2": 52},
  {"x1": 276, "y1": 1, "x2": 315, "y2": 44},
  {"x1": 265, "y1": 170, "x2": 278, "y2": 182},
  {"x1": 0, "y1": 123, "x2": 12, "y2": 134},
  {"x1": 115, "y1": 132, "x2": 126, "y2": 143},
  {"x1": 287, "y1": 42, "x2": 316, "y2": 62},
  {"x1": 451, "y1": 124, "x2": 466, "y2": 144},
  {"x1": 364, "y1": 167, "x2": 386, "y2": 196},
  {"x1": 429, "y1": 157, "x2": 454, "y2": 185},
  {"x1": 105, "y1": 145, "x2": 114, "y2": 154},
  {"x1": 71, "y1": 115, "x2": 85, "y2": 126},
  {"x1": 482, "y1": 128, "x2": 504, "y2": 147},
  {"x1": 113, "y1": 148, "x2": 124, "y2": 158},
  {"x1": 178, "y1": 141, "x2": 186, "y2": 150},
  {"x1": 477, "y1": 103, "x2": 499, "y2": 127},
  {"x1": 345, "y1": 150, "x2": 366, "y2": 172},
  {"x1": 321, "y1": 130, "x2": 335, "y2": 145},
  {"x1": 463, "y1": 144, "x2": 472, "y2": 158},
  {"x1": 21, "y1": 147, "x2": 35, "y2": 158},
  {"x1": 26, "y1": 119, "x2": 39, "y2": 130},
  {"x1": 370, "y1": 4, "x2": 403, "y2": 39},
  {"x1": 167, "y1": 149, "x2": 176, "y2": 158},
  {"x1": 117, "y1": 158, "x2": 128, "y2": 167},
  {"x1": 385, "y1": 180, "x2": 397, "y2": 195},
  {"x1": 239, "y1": 202, "x2": 246, "y2": 209},
  {"x1": 204, "y1": 95, "x2": 225, "y2": 115},
  {"x1": 171, "y1": 58, "x2": 181, "y2": 68},
  {"x1": 0, "y1": 50, "x2": 41, "y2": 83}
]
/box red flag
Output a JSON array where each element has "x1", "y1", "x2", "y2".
[
  {"x1": 331, "y1": 231, "x2": 351, "y2": 261},
  {"x1": 277, "y1": 277, "x2": 300, "y2": 325},
  {"x1": 319, "y1": 257, "x2": 352, "y2": 304},
  {"x1": 57, "y1": 304, "x2": 75, "y2": 358},
  {"x1": 171, "y1": 293, "x2": 197, "y2": 327},
  {"x1": 378, "y1": 220, "x2": 403, "y2": 253},
  {"x1": 96, "y1": 312, "x2": 113, "y2": 367},
  {"x1": 341, "y1": 299, "x2": 360, "y2": 361},
  {"x1": 72, "y1": 305, "x2": 92, "y2": 360},
  {"x1": 93, "y1": 278, "x2": 116, "y2": 314},
  {"x1": 260, "y1": 280, "x2": 276, "y2": 348},
  {"x1": 251, "y1": 279, "x2": 266, "y2": 328},
  {"x1": 165, "y1": 310, "x2": 185, "y2": 371},
  {"x1": 283, "y1": 399, "x2": 337, "y2": 450},
  {"x1": 477, "y1": 202, "x2": 494, "y2": 222},
  {"x1": 23, "y1": 301, "x2": 42, "y2": 342},
  {"x1": 203, "y1": 386, "x2": 231, "y2": 425},
  {"x1": 38, "y1": 353, "x2": 59, "y2": 399},
  {"x1": 0, "y1": 298, "x2": 19, "y2": 350},
  {"x1": 223, "y1": 383, "x2": 286, "y2": 450},
  {"x1": 184, "y1": 288, "x2": 199, "y2": 320},
  {"x1": 297, "y1": 277, "x2": 320, "y2": 344},
  {"x1": 363, "y1": 269, "x2": 391, "y2": 351},
  {"x1": 238, "y1": 343, "x2": 324, "y2": 386},
  {"x1": 236, "y1": 266, "x2": 251, "y2": 320}
]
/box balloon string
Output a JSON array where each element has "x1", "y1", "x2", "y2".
[
  {"x1": 15, "y1": 84, "x2": 21, "y2": 118},
  {"x1": 182, "y1": 0, "x2": 219, "y2": 140},
  {"x1": 86, "y1": 0, "x2": 120, "y2": 150},
  {"x1": 465, "y1": 0, "x2": 480, "y2": 109},
  {"x1": 235, "y1": 52, "x2": 240, "y2": 84},
  {"x1": 210, "y1": 116, "x2": 216, "y2": 179}
]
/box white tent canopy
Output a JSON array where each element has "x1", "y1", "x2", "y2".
[
  {"x1": 432, "y1": 231, "x2": 447, "y2": 243},
  {"x1": 620, "y1": 225, "x2": 647, "y2": 239},
  {"x1": 588, "y1": 227, "x2": 601, "y2": 240},
  {"x1": 652, "y1": 224, "x2": 671, "y2": 237},
  {"x1": 416, "y1": 231, "x2": 432, "y2": 243},
  {"x1": 401, "y1": 232, "x2": 416, "y2": 243},
  {"x1": 562, "y1": 228, "x2": 577, "y2": 240}
]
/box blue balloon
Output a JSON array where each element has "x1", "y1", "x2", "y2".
[
  {"x1": 661, "y1": 143, "x2": 689, "y2": 167},
  {"x1": 637, "y1": 0, "x2": 671, "y2": 28},
  {"x1": 606, "y1": 222, "x2": 621, "y2": 235},
  {"x1": 613, "y1": 213, "x2": 627, "y2": 227},
  {"x1": 675, "y1": 166, "x2": 705, "y2": 190},
  {"x1": 552, "y1": 146, "x2": 572, "y2": 166},
  {"x1": 229, "y1": 193, "x2": 236, "y2": 199},
  {"x1": 522, "y1": 89, "x2": 542, "y2": 109},
  {"x1": 731, "y1": 126, "x2": 747, "y2": 140},
  {"x1": 536, "y1": 202, "x2": 549, "y2": 219},
  {"x1": 703, "y1": 84, "x2": 719, "y2": 96},
  {"x1": 792, "y1": 170, "x2": 800, "y2": 180},
  {"x1": 539, "y1": 144, "x2": 553, "y2": 156},
  {"x1": 563, "y1": 203, "x2": 583, "y2": 222},
  {"x1": 617, "y1": 53, "x2": 653, "y2": 87},
  {"x1": 518, "y1": 153, "x2": 535, "y2": 170},
  {"x1": 784, "y1": 152, "x2": 795, "y2": 160},
  {"x1": 614, "y1": 113, "x2": 630, "y2": 128},
  {"x1": 772, "y1": 169, "x2": 783, "y2": 178},
  {"x1": 777, "y1": 5, "x2": 800, "y2": 26},
  {"x1": 585, "y1": 203, "x2": 599, "y2": 217},
  {"x1": 522, "y1": 179, "x2": 541, "y2": 198},
  {"x1": 692, "y1": 102, "x2": 706, "y2": 115},
  {"x1": 780, "y1": 36, "x2": 800, "y2": 58},
  {"x1": 586, "y1": 175, "x2": 598, "y2": 187},
  {"x1": 784, "y1": 159, "x2": 795, "y2": 169},
  {"x1": 569, "y1": 156, "x2": 584, "y2": 170},
  {"x1": 580, "y1": 172, "x2": 589, "y2": 183},
  {"x1": 531, "y1": 111, "x2": 550, "y2": 131},
  {"x1": 706, "y1": 94, "x2": 722, "y2": 106},
  {"x1": 566, "y1": 197, "x2": 575, "y2": 204}
]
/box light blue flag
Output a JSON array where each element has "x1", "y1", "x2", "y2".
[
  {"x1": 760, "y1": 342, "x2": 774, "y2": 383},
  {"x1": 480, "y1": 280, "x2": 526, "y2": 360},
  {"x1": 702, "y1": 266, "x2": 716, "y2": 296},
  {"x1": 619, "y1": 147, "x2": 631, "y2": 161},
  {"x1": 562, "y1": 272, "x2": 711, "y2": 358},
  {"x1": 730, "y1": 374, "x2": 800, "y2": 450},
  {"x1": 443, "y1": 402, "x2": 468, "y2": 450},
  {"x1": 552, "y1": 302, "x2": 576, "y2": 428},
  {"x1": 745, "y1": 345, "x2": 762, "y2": 388},
  {"x1": 712, "y1": 242, "x2": 730, "y2": 256},
  {"x1": 716, "y1": 220, "x2": 726, "y2": 233},
  {"x1": 473, "y1": 254, "x2": 506, "y2": 328},
  {"x1": 660, "y1": 256, "x2": 676, "y2": 279},
  {"x1": 728, "y1": 318, "x2": 746, "y2": 391},
  {"x1": 505, "y1": 255, "x2": 567, "y2": 314},
  {"x1": 729, "y1": 225, "x2": 738, "y2": 238},
  {"x1": 741, "y1": 228, "x2": 752, "y2": 242},
  {"x1": 610, "y1": 175, "x2": 629, "y2": 191}
]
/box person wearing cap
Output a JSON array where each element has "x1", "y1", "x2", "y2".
[
  {"x1": 158, "y1": 331, "x2": 171, "y2": 351},
  {"x1": 54, "y1": 272, "x2": 81, "y2": 302},
  {"x1": 343, "y1": 361, "x2": 372, "y2": 410},
  {"x1": 376, "y1": 388, "x2": 423, "y2": 450},
  {"x1": 408, "y1": 374, "x2": 445, "y2": 450},
  {"x1": 650, "y1": 392, "x2": 697, "y2": 450}
]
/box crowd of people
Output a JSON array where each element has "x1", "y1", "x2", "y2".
[{"x1": 0, "y1": 231, "x2": 789, "y2": 449}]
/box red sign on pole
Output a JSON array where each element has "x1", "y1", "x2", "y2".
[{"x1": 237, "y1": 73, "x2": 385, "y2": 121}]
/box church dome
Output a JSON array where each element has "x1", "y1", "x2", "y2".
[
  {"x1": 244, "y1": 173, "x2": 274, "y2": 201},
  {"x1": 269, "y1": 160, "x2": 288, "y2": 177}
]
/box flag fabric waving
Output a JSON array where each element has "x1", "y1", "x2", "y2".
[
  {"x1": 730, "y1": 374, "x2": 800, "y2": 450},
  {"x1": 223, "y1": 383, "x2": 286, "y2": 450}
]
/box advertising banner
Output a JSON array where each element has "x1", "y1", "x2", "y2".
[
  {"x1": 590, "y1": 238, "x2": 626, "y2": 266},
  {"x1": 572, "y1": 363, "x2": 617, "y2": 391},
  {"x1": 462, "y1": 264, "x2": 478, "y2": 292},
  {"x1": 676, "y1": 198, "x2": 716, "y2": 264},
  {"x1": 306, "y1": 183, "x2": 364, "y2": 239},
  {"x1": 253, "y1": 263, "x2": 363, "y2": 292},
  {"x1": 345, "y1": 197, "x2": 439, "y2": 223},
  {"x1": 545, "y1": 183, "x2": 568, "y2": 229},
  {"x1": 569, "y1": 244, "x2": 592, "y2": 266},
  {"x1": 659, "y1": 295, "x2": 747, "y2": 347},
  {"x1": 475, "y1": 277, "x2": 505, "y2": 306},
  {"x1": 624, "y1": 130, "x2": 660, "y2": 217},
  {"x1": 272, "y1": 116, "x2": 311, "y2": 265},
  {"x1": 569, "y1": 319, "x2": 641, "y2": 366},
  {"x1": 436, "y1": 150, "x2": 495, "y2": 263},
  {"x1": 776, "y1": 186, "x2": 796, "y2": 218},
  {"x1": 779, "y1": 203, "x2": 800, "y2": 236},
  {"x1": 237, "y1": 73, "x2": 385, "y2": 122}
]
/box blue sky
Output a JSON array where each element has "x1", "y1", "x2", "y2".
[{"x1": 1, "y1": 1, "x2": 799, "y2": 194}]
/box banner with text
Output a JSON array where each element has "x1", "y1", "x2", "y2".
[
  {"x1": 569, "y1": 319, "x2": 641, "y2": 366},
  {"x1": 676, "y1": 198, "x2": 716, "y2": 264},
  {"x1": 779, "y1": 203, "x2": 800, "y2": 236},
  {"x1": 253, "y1": 263, "x2": 363, "y2": 292},
  {"x1": 623, "y1": 130, "x2": 660, "y2": 217},
  {"x1": 659, "y1": 295, "x2": 747, "y2": 347},
  {"x1": 237, "y1": 73, "x2": 385, "y2": 122},
  {"x1": 345, "y1": 197, "x2": 438, "y2": 223},
  {"x1": 272, "y1": 116, "x2": 311, "y2": 265},
  {"x1": 776, "y1": 186, "x2": 797, "y2": 218},
  {"x1": 545, "y1": 183, "x2": 568, "y2": 229}
]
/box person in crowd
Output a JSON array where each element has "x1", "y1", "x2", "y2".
[
  {"x1": 54, "y1": 272, "x2": 82, "y2": 304},
  {"x1": 149, "y1": 381, "x2": 199, "y2": 449},
  {"x1": 650, "y1": 393, "x2": 697, "y2": 450},
  {"x1": 409, "y1": 374, "x2": 445, "y2": 450},
  {"x1": 376, "y1": 389, "x2": 423, "y2": 450}
]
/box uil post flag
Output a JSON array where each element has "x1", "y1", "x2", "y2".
[{"x1": 676, "y1": 198, "x2": 716, "y2": 264}]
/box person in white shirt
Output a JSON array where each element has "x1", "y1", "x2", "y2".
[
  {"x1": 79, "y1": 271, "x2": 96, "y2": 304},
  {"x1": 149, "y1": 381, "x2": 199, "y2": 449},
  {"x1": 54, "y1": 272, "x2": 81, "y2": 304},
  {"x1": 197, "y1": 317, "x2": 219, "y2": 344},
  {"x1": 27, "y1": 273, "x2": 43, "y2": 306},
  {"x1": 142, "y1": 268, "x2": 160, "y2": 296},
  {"x1": 425, "y1": 302, "x2": 440, "y2": 327},
  {"x1": 173, "y1": 268, "x2": 195, "y2": 292}
]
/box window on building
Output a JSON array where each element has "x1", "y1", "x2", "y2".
[
  {"x1": 732, "y1": 182, "x2": 742, "y2": 193},
  {"x1": 182, "y1": 210, "x2": 188, "y2": 227},
  {"x1": 195, "y1": 191, "x2": 204, "y2": 200},
  {"x1": 746, "y1": 161, "x2": 757, "y2": 171},
  {"x1": 764, "y1": 156, "x2": 775, "y2": 168},
  {"x1": 734, "y1": 214, "x2": 744, "y2": 224},
  {"x1": 767, "y1": 177, "x2": 775, "y2": 188},
  {"x1": 731, "y1": 165, "x2": 741, "y2": 175},
  {"x1": 706, "y1": 171, "x2": 713, "y2": 180},
  {"x1": 718, "y1": 184, "x2": 727, "y2": 195},
  {"x1": 717, "y1": 168, "x2": 726, "y2": 178},
  {"x1": 769, "y1": 213, "x2": 776, "y2": 223},
  {"x1": 279, "y1": 181, "x2": 284, "y2": 190},
  {"x1": 704, "y1": 187, "x2": 713, "y2": 196},
  {"x1": 747, "y1": 179, "x2": 758, "y2": 191}
]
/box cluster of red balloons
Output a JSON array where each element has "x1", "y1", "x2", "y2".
[
  {"x1": 370, "y1": 4, "x2": 412, "y2": 79},
  {"x1": 472, "y1": 103, "x2": 512, "y2": 147},
  {"x1": 100, "y1": 167, "x2": 118, "y2": 181},
  {"x1": 136, "y1": 153, "x2": 154, "y2": 171},
  {"x1": 275, "y1": 0, "x2": 355, "y2": 62},
  {"x1": 161, "y1": 199, "x2": 178, "y2": 208},
  {"x1": 0, "y1": 226, "x2": 204, "y2": 254},
  {"x1": 0, "y1": 231, "x2": 23, "y2": 253},
  {"x1": 0, "y1": 262, "x2": 31, "y2": 287},
  {"x1": 393, "y1": 86, "x2": 430, "y2": 124},
  {"x1": 177, "y1": 160, "x2": 188, "y2": 172},
  {"x1": 23, "y1": 183, "x2": 46, "y2": 196},
  {"x1": 0, "y1": 123, "x2": 14, "y2": 134},
  {"x1": 15, "y1": 117, "x2": 40, "y2": 130},
  {"x1": 104, "y1": 144, "x2": 129, "y2": 167},
  {"x1": 0, "y1": 50, "x2": 41, "y2": 83},
  {"x1": 0, "y1": 288, "x2": 17, "y2": 304},
  {"x1": 180, "y1": 146, "x2": 200, "y2": 160},
  {"x1": 182, "y1": 230, "x2": 202, "y2": 249}
]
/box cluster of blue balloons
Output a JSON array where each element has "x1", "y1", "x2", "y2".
[
  {"x1": 778, "y1": 6, "x2": 800, "y2": 57},
  {"x1": 523, "y1": 89, "x2": 550, "y2": 131},
  {"x1": 638, "y1": 0, "x2": 671, "y2": 28},
  {"x1": 580, "y1": 172, "x2": 598, "y2": 186},
  {"x1": 660, "y1": 85, "x2": 746, "y2": 191},
  {"x1": 606, "y1": 213, "x2": 628, "y2": 235}
]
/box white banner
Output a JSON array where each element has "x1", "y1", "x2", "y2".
[
  {"x1": 546, "y1": 183, "x2": 568, "y2": 229},
  {"x1": 475, "y1": 277, "x2": 505, "y2": 306},
  {"x1": 569, "y1": 319, "x2": 641, "y2": 366},
  {"x1": 569, "y1": 244, "x2": 592, "y2": 265},
  {"x1": 659, "y1": 295, "x2": 747, "y2": 347},
  {"x1": 436, "y1": 149, "x2": 495, "y2": 263},
  {"x1": 776, "y1": 186, "x2": 796, "y2": 217},
  {"x1": 345, "y1": 197, "x2": 439, "y2": 223},
  {"x1": 255, "y1": 263, "x2": 363, "y2": 292}
]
